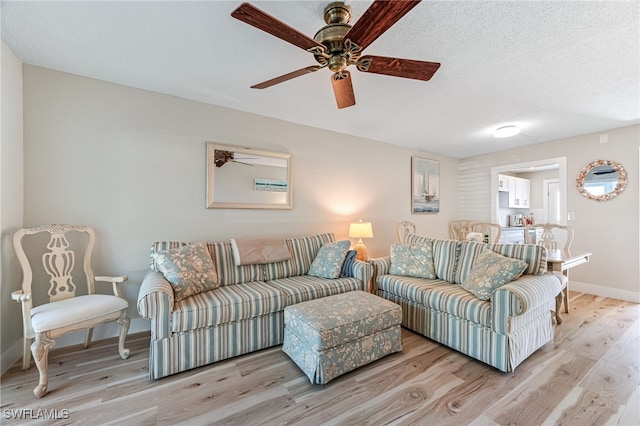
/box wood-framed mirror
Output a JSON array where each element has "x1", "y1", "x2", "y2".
[
  {"x1": 576, "y1": 159, "x2": 627, "y2": 202},
  {"x1": 206, "y1": 142, "x2": 292, "y2": 209}
]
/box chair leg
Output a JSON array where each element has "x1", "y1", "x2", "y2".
[
  {"x1": 117, "y1": 311, "x2": 131, "y2": 360},
  {"x1": 22, "y1": 337, "x2": 32, "y2": 370},
  {"x1": 554, "y1": 292, "x2": 564, "y2": 325},
  {"x1": 84, "y1": 328, "x2": 94, "y2": 349},
  {"x1": 31, "y1": 332, "x2": 55, "y2": 398},
  {"x1": 563, "y1": 272, "x2": 570, "y2": 313}
]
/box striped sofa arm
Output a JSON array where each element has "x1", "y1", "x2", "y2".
[
  {"x1": 368, "y1": 257, "x2": 391, "y2": 293},
  {"x1": 492, "y1": 274, "x2": 562, "y2": 334},
  {"x1": 350, "y1": 259, "x2": 374, "y2": 292},
  {"x1": 137, "y1": 271, "x2": 174, "y2": 340},
  {"x1": 369, "y1": 257, "x2": 391, "y2": 275}
]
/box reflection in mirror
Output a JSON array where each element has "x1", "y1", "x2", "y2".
[
  {"x1": 583, "y1": 165, "x2": 618, "y2": 195},
  {"x1": 206, "y1": 143, "x2": 292, "y2": 209},
  {"x1": 576, "y1": 159, "x2": 627, "y2": 202}
]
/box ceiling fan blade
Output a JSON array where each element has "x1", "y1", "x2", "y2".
[
  {"x1": 231, "y1": 3, "x2": 326, "y2": 52},
  {"x1": 343, "y1": 1, "x2": 421, "y2": 51},
  {"x1": 331, "y1": 71, "x2": 356, "y2": 109},
  {"x1": 251, "y1": 66, "x2": 323, "y2": 89},
  {"x1": 357, "y1": 55, "x2": 440, "y2": 81}
]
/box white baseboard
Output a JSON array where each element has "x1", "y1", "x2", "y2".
[
  {"x1": 571, "y1": 281, "x2": 640, "y2": 303},
  {"x1": 1, "y1": 317, "x2": 150, "y2": 377}
]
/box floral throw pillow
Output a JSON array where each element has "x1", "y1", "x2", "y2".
[
  {"x1": 308, "y1": 240, "x2": 351, "y2": 279},
  {"x1": 153, "y1": 242, "x2": 220, "y2": 301},
  {"x1": 461, "y1": 249, "x2": 528, "y2": 300},
  {"x1": 389, "y1": 241, "x2": 436, "y2": 279}
]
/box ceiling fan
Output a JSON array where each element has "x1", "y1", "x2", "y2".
[{"x1": 231, "y1": 1, "x2": 440, "y2": 109}]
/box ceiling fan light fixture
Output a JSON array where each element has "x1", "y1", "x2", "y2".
[
  {"x1": 231, "y1": 1, "x2": 438, "y2": 110},
  {"x1": 493, "y1": 125, "x2": 520, "y2": 138}
]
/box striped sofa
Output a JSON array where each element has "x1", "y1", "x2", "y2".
[
  {"x1": 137, "y1": 233, "x2": 372, "y2": 379},
  {"x1": 370, "y1": 234, "x2": 564, "y2": 372}
]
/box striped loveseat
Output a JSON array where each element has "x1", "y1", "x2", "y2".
[
  {"x1": 137, "y1": 233, "x2": 372, "y2": 379},
  {"x1": 370, "y1": 234, "x2": 564, "y2": 372}
]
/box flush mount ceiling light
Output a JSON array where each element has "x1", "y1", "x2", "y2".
[{"x1": 493, "y1": 125, "x2": 520, "y2": 138}]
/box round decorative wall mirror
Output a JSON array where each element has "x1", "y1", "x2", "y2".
[{"x1": 576, "y1": 159, "x2": 627, "y2": 202}]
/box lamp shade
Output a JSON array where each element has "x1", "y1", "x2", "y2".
[{"x1": 348, "y1": 221, "x2": 373, "y2": 239}]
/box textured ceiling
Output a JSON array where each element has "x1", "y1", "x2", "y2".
[{"x1": 2, "y1": 0, "x2": 639, "y2": 158}]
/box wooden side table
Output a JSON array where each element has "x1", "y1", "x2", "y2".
[{"x1": 546, "y1": 249, "x2": 592, "y2": 324}]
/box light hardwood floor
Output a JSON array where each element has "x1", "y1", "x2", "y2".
[{"x1": 1, "y1": 291, "x2": 639, "y2": 425}]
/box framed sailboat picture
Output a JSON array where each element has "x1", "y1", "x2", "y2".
[{"x1": 411, "y1": 157, "x2": 440, "y2": 213}]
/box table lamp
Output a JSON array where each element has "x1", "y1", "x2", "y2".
[{"x1": 348, "y1": 221, "x2": 374, "y2": 261}]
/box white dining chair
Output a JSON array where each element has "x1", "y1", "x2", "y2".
[
  {"x1": 396, "y1": 221, "x2": 416, "y2": 242},
  {"x1": 525, "y1": 223, "x2": 575, "y2": 315}
]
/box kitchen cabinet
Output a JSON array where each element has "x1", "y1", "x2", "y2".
[
  {"x1": 515, "y1": 177, "x2": 530, "y2": 208},
  {"x1": 507, "y1": 176, "x2": 530, "y2": 208},
  {"x1": 498, "y1": 174, "x2": 510, "y2": 192}
]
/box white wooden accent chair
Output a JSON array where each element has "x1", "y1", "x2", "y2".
[
  {"x1": 450, "y1": 220, "x2": 502, "y2": 243},
  {"x1": 525, "y1": 223, "x2": 575, "y2": 315},
  {"x1": 11, "y1": 224, "x2": 130, "y2": 398},
  {"x1": 396, "y1": 221, "x2": 416, "y2": 242}
]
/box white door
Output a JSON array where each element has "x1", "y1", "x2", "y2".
[{"x1": 544, "y1": 179, "x2": 560, "y2": 223}]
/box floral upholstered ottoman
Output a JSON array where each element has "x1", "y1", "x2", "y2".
[{"x1": 282, "y1": 290, "x2": 402, "y2": 384}]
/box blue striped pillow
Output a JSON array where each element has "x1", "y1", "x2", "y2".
[
  {"x1": 340, "y1": 250, "x2": 357, "y2": 278},
  {"x1": 454, "y1": 241, "x2": 488, "y2": 284}
]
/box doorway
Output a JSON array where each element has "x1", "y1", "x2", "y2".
[
  {"x1": 544, "y1": 178, "x2": 560, "y2": 223},
  {"x1": 490, "y1": 157, "x2": 568, "y2": 226}
]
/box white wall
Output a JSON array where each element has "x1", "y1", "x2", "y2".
[
  {"x1": 1, "y1": 42, "x2": 25, "y2": 373},
  {"x1": 0, "y1": 65, "x2": 458, "y2": 368},
  {"x1": 459, "y1": 125, "x2": 640, "y2": 302}
]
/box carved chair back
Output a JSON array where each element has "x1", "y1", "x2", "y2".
[
  {"x1": 525, "y1": 223, "x2": 574, "y2": 250},
  {"x1": 14, "y1": 224, "x2": 97, "y2": 305},
  {"x1": 450, "y1": 220, "x2": 502, "y2": 243},
  {"x1": 450, "y1": 220, "x2": 474, "y2": 241},
  {"x1": 396, "y1": 221, "x2": 416, "y2": 242}
]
